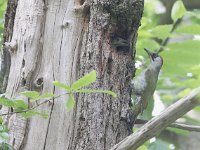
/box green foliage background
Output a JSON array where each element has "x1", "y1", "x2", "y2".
[
  {"x1": 136, "y1": 0, "x2": 200, "y2": 149},
  {"x1": 0, "y1": 0, "x2": 6, "y2": 47}
]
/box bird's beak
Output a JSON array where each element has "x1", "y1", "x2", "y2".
[{"x1": 144, "y1": 48, "x2": 153, "y2": 58}]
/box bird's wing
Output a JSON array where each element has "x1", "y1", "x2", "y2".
[
  {"x1": 131, "y1": 94, "x2": 143, "y2": 126},
  {"x1": 132, "y1": 75, "x2": 147, "y2": 93}
]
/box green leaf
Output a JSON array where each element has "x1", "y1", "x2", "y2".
[
  {"x1": 14, "y1": 100, "x2": 28, "y2": 110},
  {"x1": 21, "y1": 111, "x2": 48, "y2": 118},
  {"x1": 71, "y1": 70, "x2": 96, "y2": 90},
  {"x1": 138, "y1": 30, "x2": 153, "y2": 38},
  {"x1": 0, "y1": 117, "x2": 3, "y2": 124},
  {"x1": 137, "y1": 145, "x2": 148, "y2": 150},
  {"x1": 38, "y1": 93, "x2": 55, "y2": 99},
  {"x1": 149, "y1": 139, "x2": 170, "y2": 150},
  {"x1": 53, "y1": 81, "x2": 71, "y2": 91},
  {"x1": 0, "y1": 125, "x2": 4, "y2": 132},
  {"x1": 0, "y1": 132, "x2": 9, "y2": 140},
  {"x1": 194, "y1": 106, "x2": 200, "y2": 113},
  {"x1": 175, "y1": 24, "x2": 200, "y2": 34},
  {"x1": 66, "y1": 94, "x2": 75, "y2": 111},
  {"x1": 149, "y1": 25, "x2": 173, "y2": 40},
  {"x1": 0, "y1": 96, "x2": 15, "y2": 107},
  {"x1": 37, "y1": 112, "x2": 48, "y2": 119},
  {"x1": 29, "y1": 93, "x2": 54, "y2": 103},
  {"x1": 171, "y1": 0, "x2": 186, "y2": 22},
  {"x1": 21, "y1": 111, "x2": 37, "y2": 118},
  {"x1": 76, "y1": 89, "x2": 117, "y2": 98},
  {"x1": 0, "y1": 143, "x2": 15, "y2": 150},
  {"x1": 20, "y1": 91, "x2": 40, "y2": 99}
]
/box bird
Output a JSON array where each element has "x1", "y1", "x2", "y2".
[{"x1": 131, "y1": 48, "x2": 163, "y2": 123}]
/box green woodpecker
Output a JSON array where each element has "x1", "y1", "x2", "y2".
[{"x1": 131, "y1": 48, "x2": 163, "y2": 122}]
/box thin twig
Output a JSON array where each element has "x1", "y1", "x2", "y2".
[
  {"x1": 157, "y1": 18, "x2": 182, "y2": 54},
  {"x1": 135, "y1": 119, "x2": 200, "y2": 132},
  {"x1": 170, "y1": 122, "x2": 200, "y2": 132}
]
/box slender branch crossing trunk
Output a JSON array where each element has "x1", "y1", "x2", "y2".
[{"x1": 2, "y1": 0, "x2": 143, "y2": 149}]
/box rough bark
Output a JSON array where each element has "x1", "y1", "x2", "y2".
[{"x1": 2, "y1": 0, "x2": 143, "y2": 149}]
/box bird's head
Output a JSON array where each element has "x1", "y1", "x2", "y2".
[{"x1": 144, "y1": 48, "x2": 163, "y2": 67}]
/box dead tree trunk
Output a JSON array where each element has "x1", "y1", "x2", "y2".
[{"x1": 2, "y1": 0, "x2": 143, "y2": 149}]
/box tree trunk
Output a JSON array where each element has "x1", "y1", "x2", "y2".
[{"x1": 2, "y1": 0, "x2": 143, "y2": 149}]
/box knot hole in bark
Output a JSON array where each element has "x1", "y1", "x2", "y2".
[
  {"x1": 109, "y1": 14, "x2": 131, "y2": 53},
  {"x1": 107, "y1": 55, "x2": 113, "y2": 74},
  {"x1": 110, "y1": 31, "x2": 130, "y2": 54},
  {"x1": 21, "y1": 59, "x2": 26, "y2": 86},
  {"x1": 107, "y1": 1, "x2": 143, "y2": 54},
  {"x1": 22, "y1": 59, "x2": 25, "y2": 68},
  {"x1": 34, "y1": 77, "x2": 43, "y2": 88},
  {"x1": 21, "y1": 78, "x2": 26, "y2": 86}
]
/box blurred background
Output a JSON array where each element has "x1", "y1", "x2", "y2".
[
  {"x1": 0, "y1": 0, "x2": 6, "y2": 48},
  {"x1": 0, "y1": 0, "x2": 200, "y2": 149},
  {"x1": 136, "y1": 0, "x2": 200, "y2": 150}
]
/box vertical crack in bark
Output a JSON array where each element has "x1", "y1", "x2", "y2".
[
  {"x1": 43, "y1": 98, "x2": 55, "y2": 150},
  {"x1": 70, "y1": 28, "x2": 84, "y2": 84},
  {"x1": 43, "y1": 1, "x2": 59, "y2": 148},
  {"x1": 43, "y1": 88, "x2": 55, "y2": 150},
  {"x1": 43, "y1": 52, "x2": 56, "y2": 150},
  {"x1": 58, "y1": 0, "x2": 62, "y2": 12},
  {"x1": 58, "y1": 33, "x2": 63, "y2": 67},
  {"x1": 58, "y1": 7, "x2": 67, "y2": 68},
  {"x1": 68, "y1": 17, "x2": 90, "y2": 150}
]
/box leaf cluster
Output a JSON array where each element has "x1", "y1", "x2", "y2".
[
  {"x1": 53, "y1": 70, "x2": 116, "y2": 111},
  {"x1": 0, "y1": 70, "x2": 116, "y2": 115}
]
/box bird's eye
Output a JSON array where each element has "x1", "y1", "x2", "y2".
[{"x1": 152, "y1": 53, "x2": 159, "y2": 61}]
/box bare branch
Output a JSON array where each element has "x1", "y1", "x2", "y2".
[
  {"x1": 110, "y1": 87, "x2": 200, "y2": 150},
  {"x1": 136, "y1": 119, "x2": 200, "y2": 132},
  {"x1": 170, "y1": 123, "x2": 200, "y2": 132}
]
